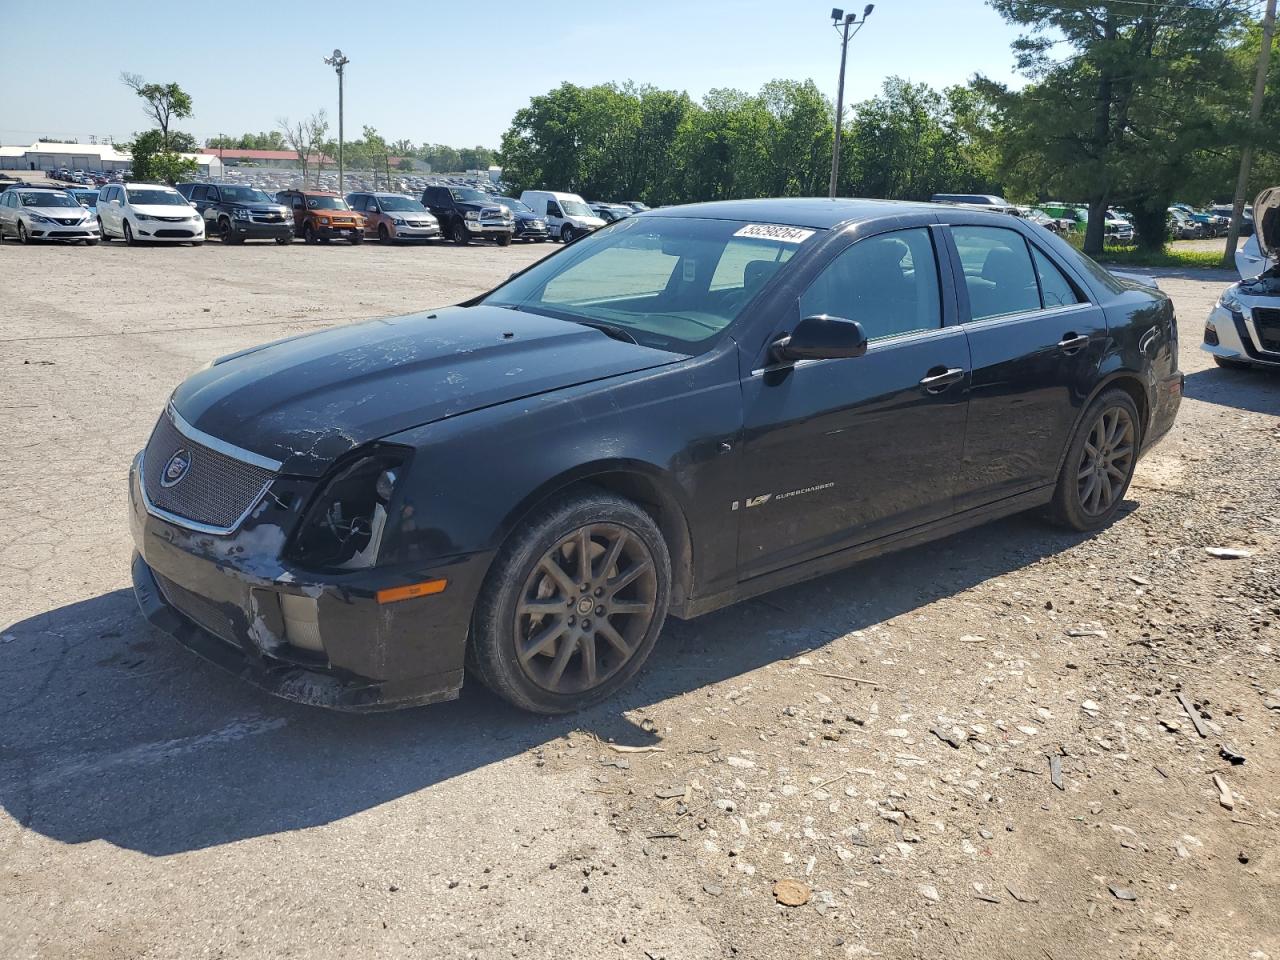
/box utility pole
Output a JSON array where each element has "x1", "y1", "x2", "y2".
[
  {"x1": 324, "y1": 49, "x2": 350, "y2": 194},
  {"x1": 828, "y1": 5, "x2": 874, "y2": 199},
  {"x1": 1223, "y1": 0, "x2": 1276, "y2": 268}
]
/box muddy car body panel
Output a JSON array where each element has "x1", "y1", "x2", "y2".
[{"x1": 131, "y1": 198, "x2": 1181, "y2": 710}]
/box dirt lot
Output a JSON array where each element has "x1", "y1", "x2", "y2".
[{"x1": 1, "y1": 239, "x2": 1277, "y2": 960}]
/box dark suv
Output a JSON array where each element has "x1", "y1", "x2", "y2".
[
  {"x1": 422, "y1": 184, "x2": 514, "y2": 245},
  {"x1": 129, "y1": 198, "x2": 1181, "y2": 715},
  {"x1": 494, "y1": 196, "x2": 549, "y2": 242},
  {"x1": 176, "y1": 182, "x2": 293, "y2": 244}
]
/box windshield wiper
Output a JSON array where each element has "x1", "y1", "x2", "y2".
[{"x1": 570, "y1": 318, "x2": 639, "y2": 344}]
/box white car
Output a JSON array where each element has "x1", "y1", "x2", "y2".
[
  {"x1": 0, "y1": 187, "x2": 100, "y2": 244},
  {"x1": 519, "y1": 190, "x2": 606, "y2": 243},
  {"x1": 1202, "y1": 186, "x2": 1280, "y2": 370},
  {"x1": 1235, "y1": 233, "x2": 1272, "y2": 280},
  {"x1": 97, "y1": 182, "x2": 205, "y2": 245}
]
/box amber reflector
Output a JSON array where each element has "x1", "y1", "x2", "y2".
[{"x1": 376, "y1": 579, "x2": 448, "y2": 604}]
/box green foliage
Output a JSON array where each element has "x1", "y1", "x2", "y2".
[
  {"x1": 205, "y1": 131, "x2": 287, "y2": 151},
  {"x1": 120, "y1": 73, "x2": 193, "y2": 153},
  {"x1": 982, "y1": 0, "x2": 1248, "y2": 252},
  {"x1": 128, "y1": 129, "x2": 198, "y2": 184}
]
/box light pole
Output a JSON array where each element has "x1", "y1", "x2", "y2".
[
  {"x1": 828, "y1": 5, "x2": 874, "y2": 199},
  {"x1": 323, "y1": 48, "x2": 350, "y2": 194}
]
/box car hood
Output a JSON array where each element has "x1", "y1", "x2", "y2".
[
  {"x1": 227, "y1": 202, "x2": 290, "y2": 214},
  {"x1": 1254, "y1": 187, "x2": 1280, "y2": 259},
  {"x1": 132, "y1": 203, "x2": 196, "y2": 217},
  {"x1": 25, "y1": 205, "x2": 89, "y2": 218},
  {"x1": 170, "y1": 305, "x2": 684, "y2": 477}
]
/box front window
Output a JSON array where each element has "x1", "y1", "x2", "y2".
[
  {"x1": 126, "y1": 189, "x2": 186, "y2": 206},
  {"x1": 483, "y1": 216, "x2": 818, "y2": 354},
  {"x1": 20, "y1": 192, "x2": 79, "y2": 208},
  {"x1": 561, "y1": 199, "x2": 593, "y2": 218},
  {"x1": 448, "y1": 188, "x2": 490, "y2": 204},
  {"x1": 377, "y1": 196, "x2": 425, "y2": 213},
  {"x1": 306, "y1": 196, "x2": 348, "y2": 210},
  {"x1": 220, "y1": 186, "x2": 273, "y2": 203}
]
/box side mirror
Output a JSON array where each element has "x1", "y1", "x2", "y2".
[{"x1": 771, "y1": 315, "x2": 868, "y2": 363}]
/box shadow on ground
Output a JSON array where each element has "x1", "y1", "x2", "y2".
[
  {"x1": 0, "y1": 512, "x2": 1096, "y2": 857},
  {"x1": 1184, "y1": 363, "x2": 1280, "y2": 415}
]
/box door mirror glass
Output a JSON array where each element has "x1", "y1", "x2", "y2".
[{"x1": 772, "y1": 315, "x2": 868, "y2": 363}]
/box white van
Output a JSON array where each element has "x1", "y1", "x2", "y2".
[{"x1": 519, "y1": 190, "x2": 605, "y2": 243}]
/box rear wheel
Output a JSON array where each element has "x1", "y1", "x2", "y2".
[
  {"x1": 97, "y1": 216, "x2": 107, "y2": 239},
  {"x1": 1049, "y1": 389, "x2": 1141, "y2": 531},
  {"x1": 469, "y1": 491, "x2": 671, "y2": 714},
  {"x1": 452, "y1": 220, "x2": 470, "y2": 245}
]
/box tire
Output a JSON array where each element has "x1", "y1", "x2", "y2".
[
  {"x1": 535, "y1": 237, "x2": 548, "y2": 244},
  {"x1": 124, "y1": 220, "x2": 137, "y2": 246},
  {"x1": 85, "y1": 239, "x2": 99, "y2": 246},
  {"x1": 378, "y1": 224, "x2": 391, "y2": 243},
  {"x1": 451, "y1": 220, "x2": 470, "y2": 245},
  {"x1": 468, "y1": 490, "x2": 672, "y2": 714},
  {"x1": 1049, "y1": 388, "x2": 1142, "y2": 531},
  {"x1": 221, "y1": 219, "x2": 241, "y2": 243},
  {"x1": 496, "y1": 232, "x2": 512, "y2": 247},
  {"x1": 17, "y1": 221, "x2": 29, "y2": 245},
  {"x1": 275, "y1": 236, "x2": 291, "y2": 245},
  {"x1": 97, "y1": 216, "x2": 107, "y2": 239},
  {"x1": 303, "y1": 223, "x2": 317, "y2": 244},
  {"x1": 1214, "y1": 356, "x2": 1251, "y2": 370},
  {"x1": 350, "y1": 232, "x2": 363, "y2": 245},
  {"x1": 561, "y1": 225, "x2": 577, "y2": 244}
]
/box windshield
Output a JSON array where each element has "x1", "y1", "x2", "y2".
[
  {"x1": 306, "y1": 196, "x2": 349, "y2": 210},
  {"x1": 127, "y1": 189, "x2": 186, "y2": 206},
  {"x1": 74, "y1": 191, "x2": 98, "y2": 205},
  {"x1": 496, "y1": 197, "x2": 533, "y2": 215},
  {"x1": 378, "y1": 196, "x2": 424, "y2": 212},
  {"x1": 561, "y1": 199, "x2": 593, "y2": 217},
  {"x1": 449, "y1": 188, "x2": 491, "y2": 203},
  {"x1": 222, "y1": 186, "x2": 273, "y2": 203},
  {"x1": 20, "y1": 192, "x2": 79, "y2": 208},
  {"x1": 483, "y1": 216, "x2": 818, "y2": 354}
]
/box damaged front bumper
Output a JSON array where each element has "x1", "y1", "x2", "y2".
[{"x1": 128, "y1": 455, "x2": 489, "y2": 712}]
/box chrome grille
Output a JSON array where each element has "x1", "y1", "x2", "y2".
[{"x1": 142, "y1": 411, "x2": 276, "y2": 532}]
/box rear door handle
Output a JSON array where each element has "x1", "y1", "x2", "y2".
[
  {"x1": 1058, "y1": 333, "x2": 1090, "y2": 354},
  {"x1": 919, "y1": 366, "x2": 965, "y2": 393}
]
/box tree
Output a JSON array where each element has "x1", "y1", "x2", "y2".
[
  {"x1": 278, "y1": 111, "x2": 329, "y2": 186},
  {"x1": 128, "y1": 129, "x2": 197, "y2": 184},
  {"x1": 120, "y1": 73, "x2": 193, "y2": 153},
  {"x1": 984, "y1": 0, "x2": 1246, "y2": 252},
  {"x1": 362, "y1": 125, "x2": 392, "y2": 188}
]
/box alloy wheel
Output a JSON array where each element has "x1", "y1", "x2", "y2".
[
  {"x1": 1076, "y1": 405, "x2": 1135, "y2": 516},
  {"x1": 513, "y1": 523, "x2": 658, "y2": 695},
  {"x1": 17, "y1": 221, "x2": 29, "y2": 244}
]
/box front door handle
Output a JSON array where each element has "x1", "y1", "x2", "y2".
[
  {"x1": 919, "y1": 366, "x2": 965, "y2": 393},
  {"x1": 1058, "y1": 333, "x2": 1090, "y2": 355}
]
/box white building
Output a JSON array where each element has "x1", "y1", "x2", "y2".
[{"x1": 0, "y1": 140, "x2": 222, "y2": 177}]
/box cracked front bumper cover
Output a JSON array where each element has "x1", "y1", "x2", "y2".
[{"x1": 132, "y1": 553, "x2": 461, "y2": 712}]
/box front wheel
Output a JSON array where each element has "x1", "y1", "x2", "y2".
[
  {"x1": 124, "y1": 221, "x2": 137, "y2": 245},
  {"x1": 349, "y1": 232, "x2": 363, "y2": 245},
  {"x1": 221, "y1": 219, "x2": 241, "y2": 243},
  {"x1": 561, "y1": 225, "x2": 577, "y2": 244},
  {"x1": 496, "y1": 233, "x2": 512, "y2": 247},
  {"x1": 303, "y1": 223, "x2": 317, "y2": 244},
  {"x1": 378, "y1": 224, "x2": 392, "y2": 244},
  {"x1": 452, "y1": 220, "x2": 470, "y2": 245},
  {"x1": 468, "y1": 491, "x2": 672, "y2": 714},
  {"x1": 17, "y1": 221, "x2": 30, "y2": 244},
  {"x1": 275, "y1": 236, "x2": 291, "y2": 245},
  {"x1": 1049, "y1": 389, "x2": 1141, "y2": 531}
]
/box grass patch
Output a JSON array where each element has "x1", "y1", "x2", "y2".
[{"x1": 1062, "y1": 232, "x2": 1228, "y2": 269}]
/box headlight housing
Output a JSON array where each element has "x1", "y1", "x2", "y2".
[
  {"x1": 392, "y1": 217, "x2": 406, "y2": 225},
  {"x1": 464, "y1": 210, "x2": 480, "y2": 221},
  {"x1": 287, "y1": 448, "x2": 410, "y2": 570},
  {"x1": 317, "y1": 216, "x2": 330, "y2": 224},
  {"x1": 1218, "y1": 288, "x2": 1247, "y2": 317},
  {"x1": 134, "y1": 213, "x2": 156, "y2": 222},
  {"x1": 28, "y1": 213, "x2": 53, "y2": 223}
]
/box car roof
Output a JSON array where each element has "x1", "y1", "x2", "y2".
[
  {"x1": 124, "y1": 182, "x2": 178, "y2": 190},
  {"x1": 643, "y1": 197, "x2": 941, "y2": 230}
]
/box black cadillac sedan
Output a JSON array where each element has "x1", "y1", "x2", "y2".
[{"x1": 129, "y1": 198, "x2": 1182, "y2": 713}]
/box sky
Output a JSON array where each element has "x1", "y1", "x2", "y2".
[{"x1": 0, "y1": 0, "x2": 1029, "y2": 150}]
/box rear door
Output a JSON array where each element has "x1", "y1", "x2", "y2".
[
  {"x1": 737, "y1": 225, "x2": 971, "y2": 577},
  {"x1": 944, "y1": 221, "x2": 1108, "y2": 511}
]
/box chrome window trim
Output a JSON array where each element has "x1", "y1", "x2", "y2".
[
  {"x1": 960, "y1": 301, "x2": 1093, "y2": 332},
  {"x1": 167, "y1": 402, "x2": 283, "y2": 471}
]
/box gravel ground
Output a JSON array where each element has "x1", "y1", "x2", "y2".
[{"x1": 1, "y1": 241, "x2": 1277, "y2": 960}]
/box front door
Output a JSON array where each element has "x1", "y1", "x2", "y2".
[
  {"x1": 737, "y1": 226, "x2": 971, "y2": 578},
  {"x1": 944, "y1": 223, "x2": 1110, "y2": 511}
]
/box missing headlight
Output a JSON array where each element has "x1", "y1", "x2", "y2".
[{"x1": 288, "y1": 450, "x2": 408, "y2": 570}]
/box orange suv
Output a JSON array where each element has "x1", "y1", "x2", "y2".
[{"x1": 276, "y1": 189, "x2": 364, "y2": 244}]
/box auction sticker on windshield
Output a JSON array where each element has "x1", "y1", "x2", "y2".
[{"x1": 733, "y1": 223, "x2": 816, "y2": 243}]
